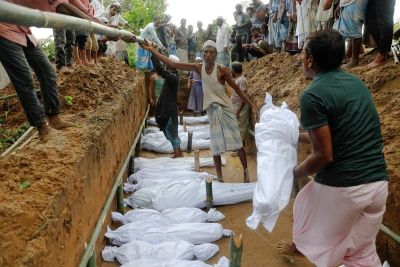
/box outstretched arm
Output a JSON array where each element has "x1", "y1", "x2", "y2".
[{"x1": 140, "y1": 42, "x2": 201, "y2": 73}]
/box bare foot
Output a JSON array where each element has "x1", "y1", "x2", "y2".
[
  {"x1": 37, "y1": 124, "x2": 59, "y2": 142},
  {"x1": 48, "y1": 115, "x2": 73, "y2": 130},
  {"x1": 171, "y1": 149, "x2": 183, "y2": 158},
  {"x1": 277, "y1": 241, "x2": 304, "y2": 258},
  {"x1": 366, "y1": 52, "x2": 386, "y2": 69},
  {"x1": 342, "y1": 59, "x2": 359, "y2": 69}
]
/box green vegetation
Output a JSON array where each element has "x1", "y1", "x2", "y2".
[
  {"x1": 65, "y1": 95, "x2": 73, "y2": 106},
  {"x1": 0, "y1": 121, "x2": 30, "y2": 153},
  {"x1": 38, "y1": 37, "x2": 55, "y2": 62}
]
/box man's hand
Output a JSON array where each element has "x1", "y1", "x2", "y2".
[
  {"x1": 140, "y1": 40, "x2": 154, "y2": 51},
  {"x1": 323, "y1": 0, "x2": 333, "y2": 10},
  {"x1": 252, "y1": 108, "x2": 259, "y2": 123},
  {"x1": 121, "y1": 35, "x2": 136, "y2": 43},
  {"x1": 224, "y1": 47, "x2": 228, "y2": 53}
]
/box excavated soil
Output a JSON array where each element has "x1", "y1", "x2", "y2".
[
  {"x1": 244, "y1": 52, "x2": 400, "y2": 265},
  {"x1": 0, "y1": 58, "x2": 147, "y2": 266}
]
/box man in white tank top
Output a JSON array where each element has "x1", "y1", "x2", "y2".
[{"x1": 137, "y1": 39, "x2": 258, "y2": 183}]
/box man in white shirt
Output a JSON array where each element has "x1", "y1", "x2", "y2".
[{"x1": 216, "y1": 17, "x2": 231, "y2": 67}]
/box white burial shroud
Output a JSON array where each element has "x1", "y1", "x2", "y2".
[
  {"x1": 102, "y1": 240, "x2": 219, "y2": 264},
  {"x1": 125, "y1": 179, "x2": 255, "y2": 211},
  {"x1": 246, "y1": 93, "x2": 299, "y2": 232},
  {"x1": 121, "y1": 257, "x2": 229, "y2": 267},
  {"x1": 123, "y1": 169, "x2": 217, "y2": 192},
  {"x1": 142, "y1": 131, "x2": 210, "y2": 153},
  {"x1": 144, "y1": 124, "x2": 210, "y2": 139},
  {"x1": 147, "y1": 115, "x2": 209, "y2": 125},
  {"x1": 120, "y1": 256, "x2": 230, "y2": 267},
  {"x1": 111, "y1": 207, "x2": 224, "y2": 225},
  {"x1": 105, "y1": 222, "x2": 232, "y2": 246},
  {"x1": 133, "y1": 156, "x2": 226, "y2": 172}
]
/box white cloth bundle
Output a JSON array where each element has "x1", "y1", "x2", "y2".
[
  {"x1": 128, "y1": 169, "x2": 215, "y2": 184},
  {"x1": 133, "y1": 157, "x2": 226, "y2": 172},
  {"x1": 142, "y1": 132, "x2": 210, "y2": 153},
  {"x1": 144, "y1": 125, "x2": 210, "y2": 140},
  {"x1": 105, "y1": 222, "x2": 232, "y2": 246},
  {"x1": 102, "y1": 240, "x2": 219, "y2": 264},
  {"x1": 125, "y1": 179, "x2": 255, "y2": 211},
  {"x1": 147, "y1": 115, "x2": 209, "y2": 126},
  {"x1": 246, "y1": 93, "x2": 299, "y2": 232},
  {"x1": 111, "y1": 207, "x2": 225, "y2": 225},
  {"x1": 121, "y1": 256, "x2": 230, "y2": 267},
  {"x1": 124, "y1": 170, "x2": 217, "y2": 192}
]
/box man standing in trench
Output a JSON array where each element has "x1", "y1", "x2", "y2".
[{"x1": 136, "y1": 39, "x2": 258, "y2": 183}]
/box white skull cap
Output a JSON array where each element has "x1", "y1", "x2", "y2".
[
  {"x1": 203, "y1": 40, "x2": 217, "y2": 49},
  {"x1": 168, "y1": 55, "x2": 180, "y2": 62}
]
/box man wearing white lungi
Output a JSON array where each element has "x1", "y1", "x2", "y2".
[{"x1": 136, "y1": 39, "x2": 258, "y2": 183}]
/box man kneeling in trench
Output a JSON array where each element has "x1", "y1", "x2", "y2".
[{"x1": 138, "y1": 39, "x2": 258, "y2": 183}]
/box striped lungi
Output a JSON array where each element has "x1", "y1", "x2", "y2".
[{"x1": 207, "y1": 102, "x2": 243, "y2": 156}]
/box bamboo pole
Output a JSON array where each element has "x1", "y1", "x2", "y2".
[
  {"x1": 194, "y1": 148, "x2": 200, "y2": 172},
  {"x1": 86, "y1": 250, "x2": 96, "y2": 267},
  {"x1": 183, "y1": 121, "x2": 187, "y2": 132},
  {"x1": 128, "y1": 155, "x2": 135, "y2": 175},
  {"x1": 179, "y1": 111, "x2": 184, "y2": 125},
  {"x1": 1, "y1": 127, "x2": 35, "y2": 157},
  {"x1": 0, "y1": 2, "x2": 136, "y2": 39},
  {"x1": 229, "y1": 233, "x2": 243, "y2": 267},
  {"x1": 205, "y1": 176, "x2": 213, "y2": 210},
  {"x1": 0, "y1": 90, "x2": 41, "y2": 101},
  {"x1": 116, "y1": 184, "x2": 124, "y2": 214},
  {"x1": 187, "y1": 130, "x2": 193, "y2": 153}
]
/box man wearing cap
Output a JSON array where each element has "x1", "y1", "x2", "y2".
[
  {"x1": 151, "y1": 53, "x2": 183, "y2": 158},
  {"x1": 135, "y1": 38, "x2": 258, "y2": 182}
]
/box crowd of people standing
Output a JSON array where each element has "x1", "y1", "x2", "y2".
[{"x1": 136, "y1": 0, "x2": 395, "y2": 71}]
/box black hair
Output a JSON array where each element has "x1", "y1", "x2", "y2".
[
  {"x1": 304, "y1": 30, "x2": 345, "y2": 72},
  {"x1": 231, "y1": 62, "x2": 243, "y2": 74}
]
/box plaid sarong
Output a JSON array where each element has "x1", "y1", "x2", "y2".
[{"x1": 207, "y1": 102, "x2": 243, "y2": 156}]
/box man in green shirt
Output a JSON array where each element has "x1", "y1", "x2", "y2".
[{"x1": 278, "y1": 30, "x2": 388, "y2": 267}]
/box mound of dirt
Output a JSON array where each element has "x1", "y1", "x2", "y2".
[
  {"x1": 0, "y1": 58, "x2": 146, "y2": 266},
  {"x1": 244, "y1": 52, "x2": 400, "y2": 265}
]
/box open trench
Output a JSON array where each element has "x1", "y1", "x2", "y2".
[{"x1": 100, "y1": 121, "x2": 313, "y2": 267}]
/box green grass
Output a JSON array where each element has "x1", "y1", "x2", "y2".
[{"x1": 0, "y1": 122, "x2": 30, "y2": 152}]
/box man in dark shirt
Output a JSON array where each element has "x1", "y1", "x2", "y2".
[
  {"x1": 151, "y1": 54, "x2": 183, "y2": 158},
  {"x1": 278, "y1": 30, "x2": 388, "y2": 267}
]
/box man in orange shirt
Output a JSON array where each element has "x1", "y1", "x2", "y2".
[{"x1": 0, "y1": 0, "x2": 98, "y2": 141}]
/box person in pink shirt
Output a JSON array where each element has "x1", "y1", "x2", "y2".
[{"x1": 0, "y1": 0, "x2": 98, "y2": 140}]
